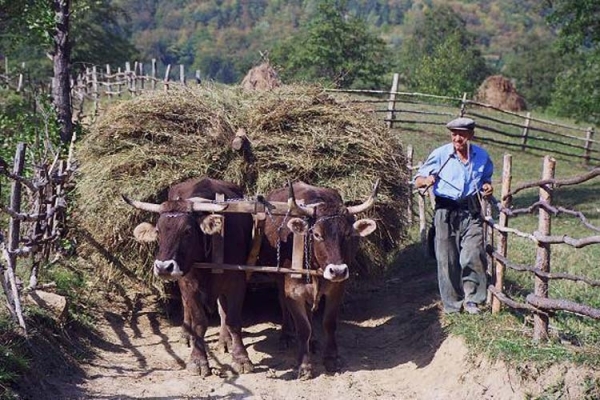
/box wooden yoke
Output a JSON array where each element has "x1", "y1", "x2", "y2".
[
  {"x1": 291, "y1": 231, "x2": 305, "y2": 279},
  {"x1": 211, "y1": 193, "x2": 225, "y2": 273}
]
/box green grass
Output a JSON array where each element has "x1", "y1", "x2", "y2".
[{"x1": 391, "y1": 102, "x2": 600, "y2": 370}]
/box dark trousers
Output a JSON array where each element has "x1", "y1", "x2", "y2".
[{"x1": 434, "y1": 207, "x2": 488, "y2": 313}]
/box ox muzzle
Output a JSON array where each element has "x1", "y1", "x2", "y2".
[
  {"x1": 323, "y1": 263, "x2": 349, "y2": 282},
  {"x1": 153, "y1": 259, "x2": 184, "y2": 281}
]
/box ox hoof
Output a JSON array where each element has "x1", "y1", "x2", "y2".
[
  {"x1": 324, "y1": 356, "x2": 341, "y2": 373},
  {"x1": 218, "y1": 338, "x2": 232, "y2": 354},
  {"x1": 297, "y1": 363, "x2": 313, "y2": 380},
  {"x1": 180, "y1": 332, "x2": 191, "y2": 347},
  {"x1": 186, "y1": 361, "x2": 211, "y2": 377},
  {"x1": 233, "y1": 359, "x2": 254, "y2": 374}
]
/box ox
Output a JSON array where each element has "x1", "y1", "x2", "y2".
[
  {"x1": 258, "y1": 180, "x2": 378, "y2": 379},
  {"x1": 122, "y1": 177, "x2": 254, "y2": 376}
]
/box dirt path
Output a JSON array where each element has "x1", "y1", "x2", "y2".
[{"x1": 25, "y1": 265, "x2": 566, "y2": 400}]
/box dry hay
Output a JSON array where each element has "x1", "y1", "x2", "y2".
[
  {"x1": 241, "y1": 62, "x2": 282, "y2": 91},
  {"x1": 474, "y1": 75, "x2": 527, "y2": 112},
  {"x1": 74, "y1": 83, "x2": 409, "y2": 290}
]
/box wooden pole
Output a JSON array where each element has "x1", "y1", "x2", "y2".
[
  {"x1": 195, "y1": 70, "x2": 201, "y2": 84},
  {"x1": 583, "y1": 127, "x2": 594, "y2": 166},
  {"x1": 180, "y1": 64, "x2": 186, "y2": 86},
  {"x1": 3, "y1": 143, "x2": 27, "y2": 332},
  {"x1": 492, "y1": 154, "x2": 512, "y2": 313},
  {"x1": 125, "y1": 61, "x2": 133, "y2": 97},
  {"x1": 106, "y1": 64, "x2": 113, "y2": 99},
  {"x1": 92, "y1": 65, "x2": 98, "y2": 116},
  {"x1": 459, "y1": 92, "x2": 468, "y2": 116},
  {"x1": 406, "y1": 145, "x2": 414, "y2": 224},
  {"x1": 17, "y1": 62, "x2": 24, "y2": 92},
  {"x1": 117, "y1": 67, "x2": 122, "y2": 96},
  {"x1": 164, "y1": 64, "x2": 171, "y2": 91},
  {"x1": 386, "y1": 73, "x2": 399, "y2": 128},
  {"x1": 139, "y1": 62, "x2": 144, "y2": 91},
  {"x1": 211, "y1": 194, "x2": 225, "y2": 273},
  {"x1": 533, "y1": 156, "x2": 555, "y2": 341},
  {"x1": 520, "y1": 112, "x2": 531, "y2": 151},
  {"x1": 151, "y1": 58, "x2": 157, "y2": 90}
]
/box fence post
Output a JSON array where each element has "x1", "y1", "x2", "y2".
[
  {"x1": 106, "y1": 64, "x2": 113, "y2": 100},
  {"x1": 139, "y1": 62, "x2": 145, "y2": 91},
  {"x1": 164, "y1": 64, "x2": 171, "y2": 92},
  {"x1": 117, "y1": 67, "x2": 122, "y2": 96},
  {"x1": 583, "y1": 127, "x2": 594, "y2": 165},
  {"x1": 459, "y1": 92, "x2": 467, "y2": 116},
  {"x1": 520, "y1": 112, "x2": 531, "y2": 151},
  {"x1": 2, "y1": 143, "x2": 27, "y2": 332},
  {"x1": 92, "y1": 65, "x2": 99, "y2": 116},
  {"x1": 180, "y1": 64, "x2": 186, "y2": 86},
  {"x1": 151, "y1": 58, "x2": 157, "y2": 91},
  {"x1": 386, "y1": 73, "x2": 399, "y2": 129},
  {"x1": 406, "y1": 146, "x2": 414, "y2": 224},
  {"x1": 17, "y1": 62, "x2": 25, "y2": 92},
  {"x1": 195, "y1": 69, "x2": 202, "y2": 84},
  {"x1": 125, "y1": 61, "x2": 133, "y2": 97},
  {"x1": 491, "y1": 154, "x2": 512, "y2": 313},
  {"x1": 533, "y1": 155, "x2": 555, "y2": 341}
]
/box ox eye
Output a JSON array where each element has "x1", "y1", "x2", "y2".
[{"x1": 312, "y1": 231, "x2": 324, "y2": 242}]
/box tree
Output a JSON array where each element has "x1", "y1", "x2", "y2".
[
  {"x1": 400, "y1": 5, "x2": 492, "y2": 96},
  {"x1": 271, "y1": 0, "x2": 389, "y2": 89},
  {"x1": 501, "y1": 33, "x2": 566, "y2": 109},
  {"x1": 545, "y1": 0, "x2": 600, "y2": 123}
]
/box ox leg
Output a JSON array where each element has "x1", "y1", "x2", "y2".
[
  {"x1": 322, "y1": 284, "x2": 345, "y2": 373},
  {"x1": 277, "y1": 276, "x2": 295, "y2": 349},
  {"x1": 287, "y1": 298, "x2": 313, "y2": 380},
  {"x1": 180, "y1": 303, "x2": 191, "y2": 347},
  {"x1": 222, "y1": 291, "x2": 254, "y2": 374},
  {"x1": 179, "y1": 281, "x2": 211, "y2": 376},
  {"x1": 217, "y1": 297, "x2": 232, "y2": 353}
]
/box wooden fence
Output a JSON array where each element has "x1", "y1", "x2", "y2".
[
  {"x1": 327, "y1": 73, "x2": 599, "y2": 166},
  {"x1": 0, "y1": 140, "x2": 76, "y2": 333},
  {"x1": 2, "y1": 60, "x2": 598, "y2": 165},
  {"x1": 409, "y1": 151, "x2": 600, "y2": 339}
]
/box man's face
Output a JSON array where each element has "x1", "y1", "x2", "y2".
[{"x1": 450, "y1": 129, "x2": 474, "y2": 152}]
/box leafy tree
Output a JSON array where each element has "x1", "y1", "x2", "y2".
[
  {"x1": 271, "y1": 0, "x2": 389, "y2": 88},
  {"x1": 400, "y1": 5, "x2": 492, "y2": 96},
  {"x1": 501, "y1": 33, "x2": 566, "y2": 109},
  {"x1": 545, "y1": 0, "x2": 600, "y2": 123}
]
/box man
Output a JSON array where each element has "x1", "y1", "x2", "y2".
[{"x1": 414, "y1": 117, "x2": 494, "y2": 314}]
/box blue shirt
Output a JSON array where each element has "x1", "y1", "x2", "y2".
[{"x1": 415, "y1": 143, "x2": 493, "y2": 201}]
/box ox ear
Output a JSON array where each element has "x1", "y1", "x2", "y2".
[
  {"x1": 133, "y1": 222, "x2": 158, "y2": 242},
  {"x1": 200, "y1": 214, "x2": 223, "y2": 235},
  {"x1": 286, "y1": 217, "x2": 309, "y2": 237},
  {"x1": 353, "y1": 218, "x2": 377, "y2": 237}
]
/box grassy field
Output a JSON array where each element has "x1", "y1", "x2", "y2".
[{"x1": 391, "y1": 112, "x2": 600, "y2": 369}]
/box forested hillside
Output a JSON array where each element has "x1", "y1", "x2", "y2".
[{"x1": 112, "y1": 0, "x2": 553, "y2": 84}]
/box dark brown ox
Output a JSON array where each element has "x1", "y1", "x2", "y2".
[
  {"x1": 123, "y1": 177, "x2": 254, "y2": 376},
  {"x1": 258, "y1": 180, "x2": 378, "y2": 379}
]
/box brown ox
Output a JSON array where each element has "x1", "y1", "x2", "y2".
[
  {"x1": 258, "y1": 180, "x2": 378, "y2": 379},
  {"x1": 123, "y1": 177, "x2": 254, "y2": 376}
]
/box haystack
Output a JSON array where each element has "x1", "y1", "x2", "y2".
[
  {"x1": 241, "y1": 62, "x2": 281, "y2": 91},
  {"x1": 474, "y1": 75, "x2": 527, "y2": 112},
  {"x1": 74, "y1": 83, "x2": 409, "y2": 291}
]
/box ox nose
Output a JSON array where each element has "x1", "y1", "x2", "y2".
[
  {"x1": 323, "y1": 264, "x2": 349, "y2": 282},
  {"x1": 153, "y1": 259, "x2": 183, "y2": 280}
]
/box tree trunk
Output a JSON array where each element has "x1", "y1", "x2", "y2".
[{"x1": 52, "y1": 0, "x2": 73, "y2": 144}]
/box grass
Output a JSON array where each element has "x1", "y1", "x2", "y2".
[{"x1": 391, "y1": 103, "x2": 600, "y2": 371}]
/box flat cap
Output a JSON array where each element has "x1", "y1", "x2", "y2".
[{"x1": 446, "y1": 117, "x2": 475, "y2": 131}]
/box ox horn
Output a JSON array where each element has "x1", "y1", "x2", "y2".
[
  {"x1": 346, "y1": 178, "x2": 381, "y2": 215},
  {"x1": 287, "y1": 180, "x2": 315, "y2": 217},
  {"x1": 121, "y1": 194, "x2": 162, "y2": 213}
]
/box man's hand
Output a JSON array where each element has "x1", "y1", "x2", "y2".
[
  {"x1": 481, "y1": 183, "x2": 493, "y2": 197},
  {"x1": 416, "y1": 175, "x2": 436, "y2": 189}
]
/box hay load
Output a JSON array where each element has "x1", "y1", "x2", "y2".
[
  {"x1": 474, "y1": 75, "x2": 527, "y2": 112},
  {"x1": 241, "y1": 62, "x2": 282, "y2": 91},
  {"x1": 75, "y1": 83, "x2": 409, "y2": 288}
]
